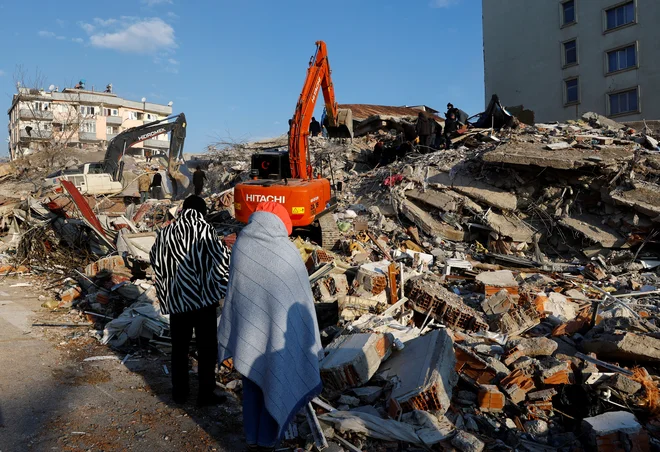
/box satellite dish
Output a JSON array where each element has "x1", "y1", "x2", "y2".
[
  {"x1": 48, "y1": 84, "x2": 55, "y2": 91},
  {"x1": 141, "y1": 97, "x2": 147, "y2": 102},
  {"x1": 167, "y1": 101, "x2": 173, "y2": 107}
]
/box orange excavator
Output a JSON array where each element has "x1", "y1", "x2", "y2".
[{"x1": 233, "y1": 40, "x2": 353, "y2": 247}]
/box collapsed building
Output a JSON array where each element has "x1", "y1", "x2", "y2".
[{"x1": 0, "y1": 110, "x2": 659, "y2": 451}]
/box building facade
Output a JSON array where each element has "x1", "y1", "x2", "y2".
[
  {"x1": 7, "y1": 87, "x2": 173, "y2": 160},
  {"x1": 483, "y1": 0, "x2": 660, "y2": 123}
]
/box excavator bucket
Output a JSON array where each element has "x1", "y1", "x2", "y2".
[{"x1": 326, "y1": 108, "x2": 353, "y2": 140}]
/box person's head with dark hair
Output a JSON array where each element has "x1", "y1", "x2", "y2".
[
  {"x1": 447, "y1": 103, "x2": 453, "y2": 109},
  {"x1": 311, "y1": 117, "x2": 316, "y2": 122},
  {"x1": 196, "y1": 165, "x2": 201, "y2": 171},
  {"x1": 182, "y1": 195, "x2": 207, "y2": 216}
]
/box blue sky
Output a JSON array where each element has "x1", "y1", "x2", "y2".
[{"x1": 0, "y1": 0, "x2": 485, "y2": 155}]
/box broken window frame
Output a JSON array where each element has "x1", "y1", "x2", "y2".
[
  {"x1": 562, "y1": 39, "x2": 578, "y2": 67},
  {"x1": 564, "y1": 77, "x2": 580, "y2": 106},
  {"x1": 605, "y1": 42, "x2": 638, "y2": 74},
  {"x1": 604, "y1": 0, "x2": 636, "y2": 32},
  {"x1": 561, "y1": 0, "x2": 576, "y2": 27},
  {"x1": 608, "y1": 86, "x2": 640, "y2": 117},
  {"x1": 80, "y1": 120, "x2": 97, "y2": 134}
]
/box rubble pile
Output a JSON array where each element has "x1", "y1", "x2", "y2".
[{"x1": 4, "y1": 111, "x2": 660, "y2": 450}]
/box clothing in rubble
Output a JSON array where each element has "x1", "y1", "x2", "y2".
[
  {"x1": 150, "y1": 195, "x2": 231, "y2": 405},
  {"x1": 150, "y1": 172, "x2": 163, "y2": 200},
  {"x1": 217, "y1": 202, "x2": 322, "y2": 449},
  {"x1": 309, "y1": 117, "x2": 322, "y2": 137},
  {"x1": 192, "y1": 167, "x2": 207, "y2": 196},
  {"x1": 137, "y1": 172, "x2": 151, "y2": 204}
]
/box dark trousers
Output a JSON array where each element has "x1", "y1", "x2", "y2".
[
  {"x1": 170, "y1": 305, "x2": 218, "y2": 402},
  {"x1": 243, "y1": 377, "x2": 279, "y2": 447},
  {"x1": 194, "y1": 183, "x2": 203, "y2": 196}
]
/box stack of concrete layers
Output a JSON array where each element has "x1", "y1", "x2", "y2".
[{"x1": 8, "y1": 110, "x2": 660, "y2": 451}]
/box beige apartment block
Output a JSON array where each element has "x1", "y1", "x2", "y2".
[
  {"x1": 483, "y1": 0, "x2": 660, "y2": 123},
  {"x1": 7, "y1": 87, "x2": 172, "y2": 160}
]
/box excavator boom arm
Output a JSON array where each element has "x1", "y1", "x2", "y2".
[
  {"x1": 102, "y1": 113, "x2": 187, "y2": 182},
  {"x1": 289, "y1": 41, "x2": 341, "y2": 180}
]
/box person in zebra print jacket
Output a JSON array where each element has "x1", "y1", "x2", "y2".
[{"x1": 150, "y1": 195, "x2": 231, "y2": 406}]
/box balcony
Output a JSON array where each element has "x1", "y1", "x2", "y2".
[
  {"x1": 143, "y1": 138, "x2": 170, "y2": 149},
  {"x1": 19, "y1": 129, "x2": 51, "y2": 140},
  {"x1": 106, "y1": 133, "x2": 118, "y2": 141},
  {"x1": 79, "y1": 132, "x2": 99, "y2": 142},
  {"x1": 106, "y1": 116, "x2": 123, "y2": 126},
  {"x1": 19, "y1": 109, "x2": 54, "y2": 121}
]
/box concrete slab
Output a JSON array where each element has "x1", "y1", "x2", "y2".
[
  {"x1": 610, "y1": 181, "x2": 660, "y2": 220},
  {"x1": 379, "y1": 329, "x2": 457, "y2": 415},
  {"x1": 582, "y1": 411, "x2": 641, "y2": 438},
  {"x1": 320, "y1": 333, "x2": 393, "y2": 391},
  {"x1": 400, "y1": 200, "x2": 465, "y2": 242},
  {"x1": 405, "y1": 188, "x2": 457, "y2": 212},
  {"x1": 426, "y1": 172, "x2": 517, "y2": 211},
  {"x1": 482, "y1": 144, "x2": 632, "y2": 170},
  {"x1": 476, "y1": 270, "x2": 518, "y2": 288},
  {"x1": 559, "y1": 214, "x2": 628, "y2": 248},
  {"x1": 484, "y1": 210, "x2": 535, "y2": 242},
  {"x1": 582, "y1": 332, "x2": 660, "y2": 362}
]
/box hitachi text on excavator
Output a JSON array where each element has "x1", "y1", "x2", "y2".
[{"x1": 233, "y1": 41, "x2": 353, "y2": 248}]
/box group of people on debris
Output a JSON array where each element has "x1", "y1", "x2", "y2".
[
  {"x1": 150, "y1": 195, "x2": 319, "y2": 450},
  {"x1": 372, "y1": 103, "x2": 469, "y2": 167},
  {"x1": 136, "y1": 166, "x2": 208, "y2": 203}
]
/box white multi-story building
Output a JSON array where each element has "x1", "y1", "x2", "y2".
[
  {"x1": 7, "y1": 86, "x2": 173, "y2": 160},
  {"x1": 483, "y1": 0, "x2": 660, "y2": 123}
]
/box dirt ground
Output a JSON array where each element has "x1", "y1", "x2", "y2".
[{"x1": 0, "y1": 275, "x2": 245, "y2": 451}]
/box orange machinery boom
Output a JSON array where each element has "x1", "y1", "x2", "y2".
[{"x1": 233, "y1": 41, "x2": 351, "y2": 228}]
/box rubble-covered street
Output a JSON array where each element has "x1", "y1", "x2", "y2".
[{"x1": 2, "y1": 110, "x2": 660, "y2": 451}]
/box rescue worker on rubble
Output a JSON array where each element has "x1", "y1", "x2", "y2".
[
  {"x1": 150, "y1": 170, "x2": 163, "y2": 200},
  {"x1": 217, "y1": 202, "x2": 322, "y2": 451},
  {"x1": 192, "y1": 165, "x2": 207, "y2": 196},
  {"x1": 446, "y1": 103, "x2": 469, "y2": 126},
  {"x1": 150, "y1": 195, "x2": 231, "y2": 406},
  {"x1": 309, "y1": 117, "x2": 322, "y2": 137},
  {"x1": 415, "y1": 111, "x2": 433, "y2": 151},
  {"x1": 444, "y1": 112, "x2": 459, "y2": 149},
  {"x1": 137, "y1": 171, "x2": 151, "y2": 204}
]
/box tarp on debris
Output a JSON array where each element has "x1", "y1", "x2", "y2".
[{"x1": 471, "y1": 94, "x2": 515, "y2": 129}]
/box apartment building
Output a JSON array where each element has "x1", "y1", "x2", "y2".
[
  {"x1": 482, "y1": 0, "x2": 660, "y2": 123},
  {"x1": 7, "y1": 87, "x2": 173, "y2": 160}
]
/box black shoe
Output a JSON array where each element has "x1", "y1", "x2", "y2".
[
  {"x1": 197, "y1": 392, "x2": 227, "y2": 407},
  {"x1": 172, "y1": 393, "x2": 188, "y2": 404}
]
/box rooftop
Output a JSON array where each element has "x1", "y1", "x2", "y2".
[{"x1": 339, "y1": 104, "x2": 443, "y2": 121}]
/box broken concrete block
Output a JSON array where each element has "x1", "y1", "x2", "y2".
[
  {"x1": 85, "y1": 255, "x2": 128, "y2": 277},
  {"x1": 320, "y1": 333, "x2": 393, "y2": 392},
  {"x1": 400, "y1": 200, "x2": 466, "y2": 242},
  {"x1": 451, "y1": 430, "x2": 484, "y2": 452},
  {"x1": 493, "y1": 297, "x2": 540, "y2": 336},
  {"x1": 405, "y1": 188, "x2": 457, "y2": 212},
  {"x1": 524, "y1": 419, "x2": 549, "y2": 437},
  {"x1": 455, "y1": 345, "x2": 501, "y2": 385},
  {"x1": 338, "y1": 296, "x2": 386, "y2": 321},
  {"x1": 583, "y1": 332, "x2": 660, "y2": 362},
  {"x1": 380, "y1": 329, "x2": 457, "y2": 415},
  {"x1": 406, "y1": 276, "x2": 489, "y2": 332},
  {"x1": 484, "y1": 210, "x2": 535, "y2": 243},
  {"x1": 504, "y1": 337, "x2": 558, "y2": 365},
  {"x1": 545, "y1": 142, "x2": 571, "y2": 150},
  {"x1": 351, "y1": 386, "x2": 383, "y2": 404},
  {"x1": 540, "y1": 292, "x2": 579, "y2": 322},
  {"x1": 475, "y1": 270, "x2": 518, "y2": 297},
  {"x1": 337, "y1": 395, "x2": 360, "y2": 407},
  {"x1": 427, "y1": 172, "x2": 518, "y2": 211},
  {"x1": 527, "y1": 388, "x2": 557, "y2": 401},
  {"x1": 582, "y1": 112, "x2": 626, "y2": 130},
  {"x1": 559, "y1": 214, "x2": 627, "y2": 248},
  {"x1": 606, "y1": 373, "x2": 642, "y2": 395},
  {"x1": 610, "y1": 181, "x2": 660, "y2": 220},
  {"x1": 499, "y1": 369, "x2": 535, "y2": 404},
  {"x1": 481, "y1": 289, "x2": 512, "y2": 316},
  {"x1": 582, "y1": 411, "x2": 646, "y2": 449},
  {"x1": 355, "y1": 263, "x2": 388, "y2": 295},
  {"x1": 60, "y1": 286, "x2": 82, "y2": 304},
  {"x1": 477, "y1": 385, "x2": 504, "y2": 412}
]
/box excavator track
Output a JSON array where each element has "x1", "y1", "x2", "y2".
[{"x1": 318, "y1": 213, "x2": 341, "y2": 250}]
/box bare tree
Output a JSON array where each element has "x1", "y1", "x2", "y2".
[{"x1": 11, "y1": 66, "x2": 86, "y2": 175}]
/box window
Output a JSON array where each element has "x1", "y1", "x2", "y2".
[
  {"x1": 33, "y1": 101, "x2": 50, "y2": 111},
  {"x1": 80, "y1": 106, "x2": 96, "y2": 116},
  {"x1": 564, "y1": 40, "x2": 578, "y2": 66},
  {"x1": 106, "y1": 126, "x2": 119, "y2": 134},
  {"x1": 53, "y1": 123, "x2": 63, "y2": 133},
  {"x1": 606, "y1": 1, "x2": 635, "y2": 30},
  {"x1": 103, "y1": 108, "x2": 119, "y2": 117},
  {"x1": 146, "y1": 113, "x2": 158, "y2": 121},
  {"x1": 81, "y1": 121, "x2": 96, "y2": 133},
  {"x1": 137, "y1": 112, "x2": 145, "y2": 120},
  {"x1": 609, "y1": 88, "x2": 639, "y2": 115},
  {"x1": 565, "y1": 78, "x2": 579, "y2": 105},
  {"x1": 562, "y1": 0, "x2": 576, "y2": 25},
  {"x1": 127, "y1": 111, "x2": 138, "y2": 120},
  {"x1": 607, "y1": 44, "x2": 637, "y2": 73}
]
